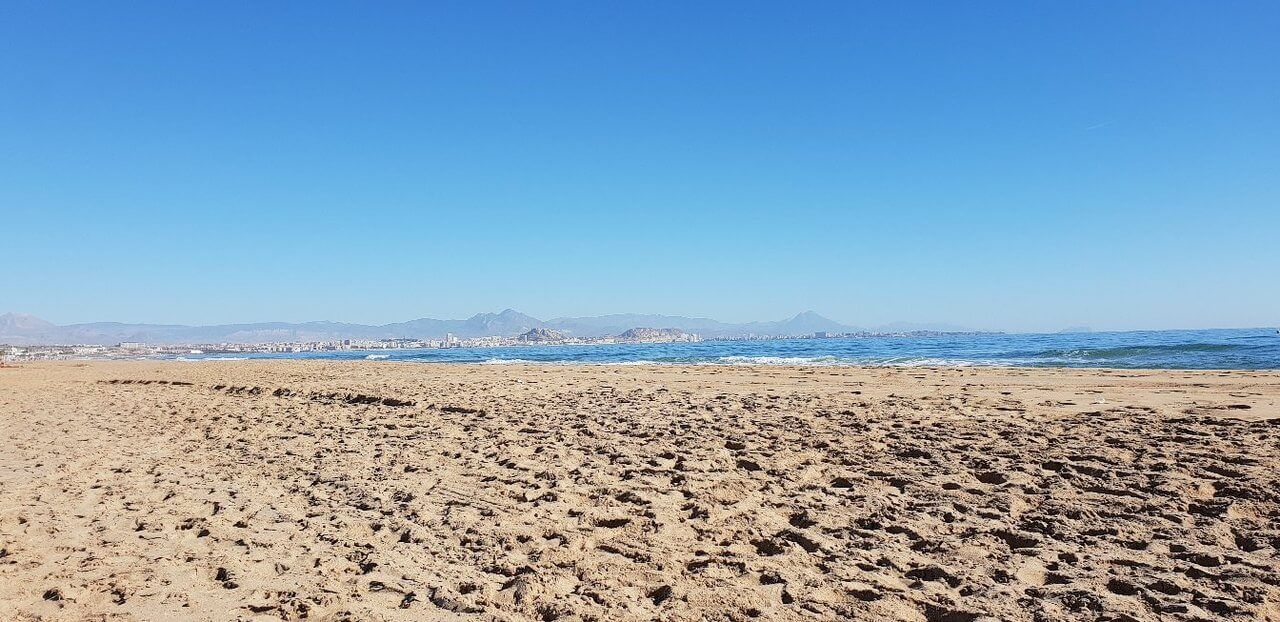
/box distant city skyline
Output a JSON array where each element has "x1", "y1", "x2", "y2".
[
  {"x1": 0, "y1": 307, "x2": 1271, "y2": 345},
  {"x1": 3, "y1": 3, "x2": 1277, "y2": 332},
  {"x1": 0, "y1": 308, "x2": 970, "y2": 347}
]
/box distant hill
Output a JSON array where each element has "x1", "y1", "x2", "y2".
[
  {"x1": 544, "y1": 313, "x2": 730, "y2": 338},
  {"x1": 385, "y1": 309, "x2": 543, "y2": 340},
  {"x1": 516, "y1": 328, "x2": 566, "y2": 343},
  {"x1": 738, "y1": 311, "x2": 862, "y2": 337},
  {"x1": 0, "y1": 313, "x2": 58, "y2": 343},
  {"x1": 0, "y1": 312, "x2": 56, "y2": 333},
  {"x1": 617, "y1": 327, "x2": 692, "y2": 341},
  {"x1": 0, "y1": 309, "x2": 868, "y2": 346}
]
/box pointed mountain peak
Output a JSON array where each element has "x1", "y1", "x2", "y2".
[
  {"x1": 0, "y1": 313, "x2": 56, "y2": 331},
  {"x1": 466, "y1": 309, "x2": 541, "y2": 322},
  {"x1": 791, "y1": 310, "x2": 826, "y2": 320},
  {"x1": 770, "y1": 311, "x2": 858, "y2": 334}
]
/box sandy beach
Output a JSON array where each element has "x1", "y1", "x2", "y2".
[{"x1": 1, "y1": 361, "x2": 1277, "y2": 621}]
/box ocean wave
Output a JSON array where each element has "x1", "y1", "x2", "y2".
[
  {"x1": 717, "y1": 355, "x2": 844, "y2": 366},
  {"x1": 480, "y1": 358, "x2": 675, "y2": 365},
  {"x1": 364, "y1": 354, "x2": 390, "y2": 360},
  {"x1": 715, "y1": 355, "x2": 1013, "y2": 367},
  {"x1": 176, "y1": 356, "x2": 249, "y2": 361},
  {"x1": 868, "y1": 357, "x2": 1008, "y2": 367},
  {"x1": 1032, "y1": 343, "x2": 1240, "y2": 360}
]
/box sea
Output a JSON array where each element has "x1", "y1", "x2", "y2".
[{"x1": 177, "y1": 328, "x2": 1280, "y2": 369}]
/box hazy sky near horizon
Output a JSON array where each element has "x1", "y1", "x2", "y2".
[{"x1": 3, "y1": 2, "x2": 1278, "y2": 332}]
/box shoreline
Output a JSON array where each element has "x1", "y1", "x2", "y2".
[
  {"x1": 6, "y1": 358, "x2": 1280, "y2": 373},
  {"x1": 6, "y1": 327, "x2": 1278, "y2": 370}
]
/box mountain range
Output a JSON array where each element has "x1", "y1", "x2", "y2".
[{"x1": 0, "y1": 310, "x2": 970, "y2": 346}]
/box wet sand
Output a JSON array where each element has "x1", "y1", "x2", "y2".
[{"x1": 1, "y1": 361, "x2": 1278, "y2": 621}]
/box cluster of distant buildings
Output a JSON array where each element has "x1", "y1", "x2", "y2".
[
  {"x1": 2, "y1": 328, "x2": 992, "y2": 362},
  {"x1": 1, "y1": 328, "x2": 703, "y2": 362}
]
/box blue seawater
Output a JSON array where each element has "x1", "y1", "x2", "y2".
[{"x1": 176, "y1": 328, "x2": 1280, "y2": 369}]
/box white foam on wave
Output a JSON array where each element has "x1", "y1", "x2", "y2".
[
  {"x1": 871, "y1": 357, "x2": 1004, "y2": 367},
  {"x1": 480, "y1": 358, "x2": 675, "y2": 366},
  {"x1": 715, "y1": 355, "x2": 1011, "y2": 367},
  {"x1": 477, "y1": 356, "x2": 1007, "y2": 367},
  {"x1": 169, "y1": 354, "x2": 1014, "y2": 367},
  {"x1": 716, "y1": 355, "x2": 843, "y2": 366}
]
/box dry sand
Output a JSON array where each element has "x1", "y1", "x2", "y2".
[{"x1": 1, "y1": 361, "x2": 1278, "y2": 621}]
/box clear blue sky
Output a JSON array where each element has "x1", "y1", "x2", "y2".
[{"x1": 2, "y1": 2, "x2": 1277, "y2": 332}]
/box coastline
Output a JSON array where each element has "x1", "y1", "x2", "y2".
[
  {"x1": 2, "y1": 361, "x2": 1278, "y2": 620},
  {"x1": 6, "y1": 328, "x2": 1278, "y2": 370}
]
